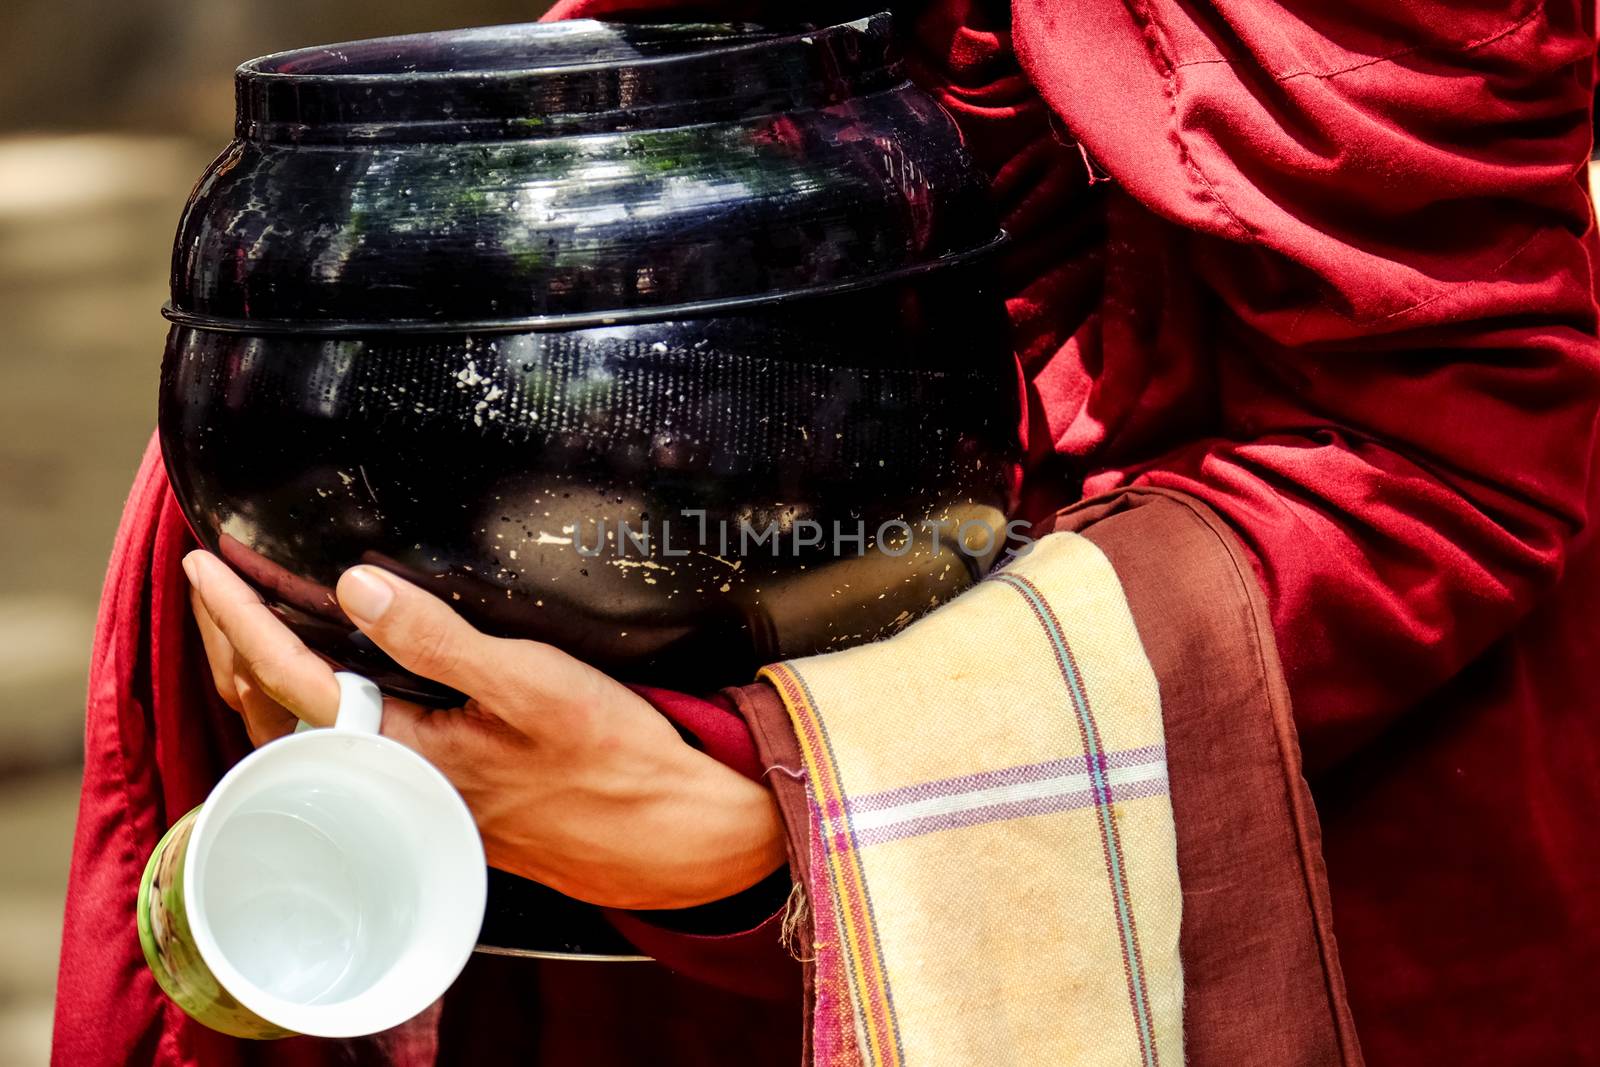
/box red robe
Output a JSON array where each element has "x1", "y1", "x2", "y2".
[{"x1": 55, "y1": 1, "x2": 1600, "y2": 1064}]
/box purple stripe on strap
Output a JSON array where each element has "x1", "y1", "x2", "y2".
[
  {"x1": 847, "y1": 745, "x2": 1168, "y2": 814},
  {"x1": 850, "y1": 774, "x2": 1171, "y2": 848}
]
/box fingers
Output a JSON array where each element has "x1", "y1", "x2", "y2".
[
  {"x1": 188, "y1": 583, "x2": 242, "y2": 713},
  {"x1": 187, "y1": 569, "x2": 306, "y2": 744},
  {"x1": 335, "y1": 566, "x2": 573, "y2": 706},
  {"x1": 234, "y1": 671, "x2": 300, "y2": 746},
  {"x1": 183, "y1": 551, "x2": 503, "y2": 756},
  {"x1": 184, "y1": 550, "x2": 341, "y2": 727}
]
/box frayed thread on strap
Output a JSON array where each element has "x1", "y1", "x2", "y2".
[{"x1": 779, "y1": 880, "x2": 814, "y2": 963}]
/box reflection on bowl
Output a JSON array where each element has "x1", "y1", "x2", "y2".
[{"x1": 159, "y1": 15, "x2": 1018, "y2": 700}]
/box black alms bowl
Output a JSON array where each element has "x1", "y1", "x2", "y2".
[{"x1": 158, "y1": 15, "x2": 1019, "y2": 703}]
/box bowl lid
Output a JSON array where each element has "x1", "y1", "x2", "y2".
[
  {"x1": 167, "y1": 15, "x2": 1002, "y2": 333},
  {"x1": 234, "y1": 18, "x2": 896, "y2": 144}
]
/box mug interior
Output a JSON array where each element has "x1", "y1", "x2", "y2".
[{"x1": 184, "y1": 728, "x2": 485, "y2": 1037}]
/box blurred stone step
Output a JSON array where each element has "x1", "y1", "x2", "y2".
[{"x1": 0, "y1": 595, "x2": 93, "y2": 775}]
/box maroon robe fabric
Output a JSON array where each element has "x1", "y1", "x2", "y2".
[{"x1": 55, "y1": 0, "x2": 1600, "y2": 1064}]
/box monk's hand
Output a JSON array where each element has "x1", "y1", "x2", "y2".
[{"x1": 183, "y1": 549, "x2": 785, "y2": 910}]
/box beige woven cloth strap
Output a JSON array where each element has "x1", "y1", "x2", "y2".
[{"x1": 761, "y1": 531, "x2": 1184, "y2": 1067}]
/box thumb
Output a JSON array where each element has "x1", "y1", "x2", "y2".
[{"x1": 336, "y1": 566, "x2": 514, "y2": 703}]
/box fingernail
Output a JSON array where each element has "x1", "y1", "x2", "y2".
[
  {"x1": 182, "y1": 553, "x2": 200, "y2": 587},
  {"x1": 340, "y1": 567, "x2": 395, "y2": 626}
]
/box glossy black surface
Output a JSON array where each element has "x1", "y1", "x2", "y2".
[
  {"x1": 157, "y1": 16, "x2": 1017, "y2": 957},
  {"x1": 161, "y1": 268, "x2": 1016, "y2": 699}
]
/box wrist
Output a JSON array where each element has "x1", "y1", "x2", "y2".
[{"x1": 653, "y1": 749, "x2": 786, "y2": 909}]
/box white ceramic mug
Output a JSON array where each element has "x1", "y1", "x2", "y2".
[{"x1": 138, "y1": 673, "x2": 486, "y2": 1038}]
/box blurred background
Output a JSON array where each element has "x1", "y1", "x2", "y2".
[{"x1": 0, "y1": 3, "x2": 549, "y2": 1062}]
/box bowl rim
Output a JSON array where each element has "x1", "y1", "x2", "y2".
[{"x1": 235, "y1": 15, "x2": 883, "y2": 86}]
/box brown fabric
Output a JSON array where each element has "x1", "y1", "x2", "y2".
[
  {"x1": 1060, "y1": 488, "x2": 1363, "y2": 1066},
  {"x1": 723, "y1": 682, "x2": 816, "y2": 1064},
  {"x1": 731, "y1": 487, "x2": 1362, "y2": 1066}
]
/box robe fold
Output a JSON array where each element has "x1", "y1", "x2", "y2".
[{"x1": 54, "y1": 0, "x2": 1600, "y2": 1063}]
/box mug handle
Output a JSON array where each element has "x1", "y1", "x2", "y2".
[{"x1": 294, "y1": 672, "x2": 384, "y2": 735}]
